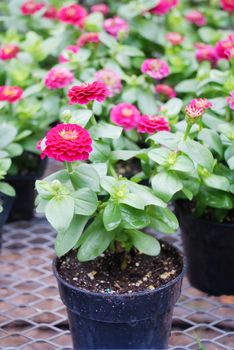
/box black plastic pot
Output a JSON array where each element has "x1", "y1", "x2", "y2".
[
  {"x1": 53, "y1": 245, "x2": 185, "y2": 350},
  {"x1": 0, "y1": 193, "x2": 14, "y2": 248},
  {"x1": 175, "y1": 200, "x2": 234, "y2": 296},
  {"x1": 6, "y1": 158, "x2": 47, "y2": 222}
]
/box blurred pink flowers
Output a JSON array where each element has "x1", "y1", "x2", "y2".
[
  {"x1": 227, "y1": 91, "x2": 234, "y2": 110},
  {"x1": 68, "y1": 82, "x2": 108, "y2": 105},
  {"x1": 91, "y1": 3, "x2": 109, "y2": 15},
  {"x1": 141, "y1": 58, "x2": 170, "y2": 80},
  {"x1": 58, "y1": 4, "x2": 87, "y2": 27},
  {"x1": 0, "y1": 86, "x2": 23, "y2": 103},
  {"x1": 44, "y1": 67, "x2": 74, "y2": 89},
  {"x1": 0, "y1": 44, "x2": 19, "y2": 60},
  {"x1": 155, "y1": 84, "x2": 176, "y2": 98},
  {"x1": 150, "y1": 0, "x2": 179, "y2": 16},
  {"x1": 110, "y1": 103, "x2": 140, "y2": 130},
  {"x1": 95, "y1": 69, "x2": 122, "y2": 97},
  {"x1": 137, "y1": 115, "x2": 170, "y2": 134},
  {"x1": 166, "y1": 32, "x2": 184, "y2": 46},
  {"x1": 59, "y1": 45, "x2": 79, "y2": 63},
  {"x1": 185, "y1": 10, "x2": 206, "y2": 26},
  {"x1": 77, "y1": 32, "x2": 100, "y2": 47},
  {"x1": 104, "y1": 17, "x2": 129, "y2": 38}
]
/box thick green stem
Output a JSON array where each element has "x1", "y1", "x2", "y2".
[
  {"x1": 183, "y1": 122, "x2": 192, "y2": 140},
  {"x1": 109, "y1": 164, "x2": 118, "y2": 178},
  {"x1": 64, "y1": 162, "x2": 77, "y2": 190}
]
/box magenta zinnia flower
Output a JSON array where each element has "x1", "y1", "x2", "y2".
[
  {"x1": 150, "y1": 0, "x2": 178, "y2": 16},
  {"x1": 195, "y1": 44, "x2": 217, "y2": 66},
  {"x1": 68, "y1": 82, "x2": 108, "y2": 105},
  {"x1": 137, "y1": 115, "x2": 170, "y2": 134},
  {"x1": 104, "y1": 17, "x2": 129, "y2": 38},
  {"x1": 20, "y1": 0, "x2": 44, "y2": 15},
  {"x1": 38, "y1": 124, "x2": 92, "y2": 162},
  {"x1": 95, "y1": 69, "x2": 122, "y2": 98},
  {"x1": 155, "y1": 84, "x2": 176, "y2": 98},
  {"x1": 227, "y1": 91, "x2": 234, "y2": 110},
  {"x1": 0, "y1": 44, "x2": 19, "y2": 60},
  {"x1": 91, "y1": 3, "x2": 109, "y2": 15},
  {"x1": 166, "y1": 32, "x2": 184, "y2": 46},
  {"x1": 44, "y1": 67, "x2": 74, "y2": 90},
  {"x1": 185, "y1": 98, "x2": 212, "y2": 120},
  {"x1": 215, "y1": 34, "x2": 234, "y2": 60},
  {"x1": 77, "y1": 32, "x2": 100, "y2": 47},
  {"x1": 43, "y1": 6, "x2": 57, "y2": 19},
  {"x1": 0, "y1": 86, "x2": 23, "y2": 103},
  {"x1": 141, "y1": 58, "x2": 170, "y2": 80},
  {"x1": 110, "y1": 103, "x2": 140, "y2": 131},
  {"x1": 220, "y1": 0, "x2": 234, "y2": 12},
  {"x1": 58, "y1": 4, "x2": 87, "y2": 27},
  {"x1": 185, "y1": 10, "x2": 206, "y2": 26}
]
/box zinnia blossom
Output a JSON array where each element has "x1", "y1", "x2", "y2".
[
  {"x1": 103, "y1": 17, "x2": 129, "y2": 38},
  {"x1": 155, "y1": 84, "x2": 176, "y2": 98},
  {"x1": 0, "y1": 86, "x2": 23, "y2": 103},
  {"x1": 195, "y1": 44, "x2": 217, "y2": 66},
  {"x1": 150, "y1": 0, "x2": 178, "y2": 16},
  {"x1": 227, "y1": 91, "x2": 234, "y2": 110},
  {"x1": 137, "y1": 115, "x2": 170, "y2": 134},
  {"x1": 185, "y1": 98, "x2": 212, "y2": 120},
  {"x1": 38, "y1": 124, "x2": 92, "y2": 162},
  {"x1": 95, "y1": 69, "x2": 122, "y2": 97},
  {"x1": 225, "y1": 47, "x2": 234, "y2": 60},
  {"x1": 77, "y1": 32, "x2": 100, "y2": 47},
  {"x1": 220, "y1": 0, "x2": 234, "y2": 12},
  {"x1": 215, "y1": 34, "x2": 234, "y2": 59},
  {"x1": 44, "y1": 67, "x2": 74, "y2": 90},
  {"x1": 58, "y1": 4, "x2": 87, "y2": 27},
  {"x1": 68, "y1": 81, "x2": 108, "y2": 105},
  {"x1": 59, "y1": 45, "x2": 79, "y2": 63},
  {"x1": 0, "y1": 44, "x2": 19, "y2": 60},
  {"x1": 91, "y1": 3, "x2": 109, "y2": 15},
  {"x1": 110, "y1": 103, "x2": 140, "y2": 131},
  {"x1": 185, "y1": 10, "x2": 206, "y2": 26},
  {"x1": 20, "y1": 0, "x2": 44, "y2": 15},
  {"x1": 166, "y1": 32, "x2": 184, "y2": 45},
  {"x1": 141, "y1": 58, "x2": 170, "y2": 80},
  {"x1": 43, "y1": 6, "x2": 57, "y2": 19}
]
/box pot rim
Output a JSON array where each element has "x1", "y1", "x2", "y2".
[
  {"x1": 52, "y1": 240, "x2": 186, "y2": 299},
  {"x1": 175, "y1": 200, "x2": 234, "y2": 228}
]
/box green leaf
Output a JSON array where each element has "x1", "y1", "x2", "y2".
[
  {"x1": 90, "y1": 121, "x2": 122, "y2": 139},
  {"x1": 73, "y1": 164, "x2": 100, "y2": 192},
  {"x1": 23, "y1": 83, "x2": 42, "y2": 98},
  {"x1": 170, "y1": 155, "x2": 196, "y2": 174},
  {"x1": 103, "y1": 201, "x2": 122, "y2": 231},
  {"x1": 148, "y1": 131, "x2": 181, "y2": 150},
  {"x1": 0, "y1": 182, "x2": 15, "y2": 196},
  {"x1": 163, "y1": 98, "x2": 183, "y2": 117},
  {"x1": 101, "y1": 176, "x2": 117, "y2": 195},
  {"x1": 179, "y1": 139, "x2": 215, "y2": 172},
  {"x1": 5, "y1": 143, "x2": 23, "y2": 157},
  {"x1": 175, "y1": 79, "x2": 197, "y2": 93},
  {"x1": 111, "y1": 149, "x2": 143, "y2": 161},
  {"x1": 197, "y1": 187, "x2": 233, "y2": 209},
  {"x1": 203, "y1": 174, "x2": 230, "y2": 192},
  {"x1": 120, "y1": 204, "x2": 150, "y2": 229},
  {"x1": 128, "y1": 230, "x2": 161, "y2": 256},
  {"x1": 149, "y1": 207, "x2": 178, "y2": 234},
  {"x1": 137, "y1": 89, "x2": 157, "y2": 114},
  {"x1": 73, "y1": 188, "x2": 98, "y2": 216},
  {"x1": 45, "y1": 195, "x2": 74, "y2": 232},
  {"x1": 78, "y1": 218, "x2": 114, "y2": 261},
  {"x1": 99, "y1": 32, "x2": 118, "y2": 49},
  {"x1": 152, "y1": 171, "x2": 183, "y2": 202},
  {"x1": 70, "y1": 109, "x2": 93, "y2": 127},
  {"x1": 15, "y1": 130, "x2": 32, "y2": 141},
  {"x1": 55, "y1": 215, "x2": 88, "y2": 257},
  {"x1": 89, "y1": 140, "x2": 111, "y2": 163},
  {"x1": 0, "y1": 124, "x2": 17, "y2": 148},
  {"x1": 120, "y1": 45, "x2": 144, "y2": 57},
  {"x1": 198, "y1": 129, "x2": 223, "y2": 157},
  {"x1": 127, "y1": 181, "x2": 166, "y2": 207},
  {"x1": 148, "y1": 148, "x2": 171, "y2": 165}
]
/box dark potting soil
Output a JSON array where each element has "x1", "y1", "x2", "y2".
[
  {"x1": 116, "y1": 159, "x2": 141, "y2": 179},
  {"x1": 57, "y1": 241, "x2": 183, "y2": 294}
]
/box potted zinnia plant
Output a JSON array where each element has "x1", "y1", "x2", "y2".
[
  {"x1": 35, "y1": 81, "x2": 185, "y2": 349},
  {"x1": 144, "y1": 97, "x2": 234, "y2": 296}
]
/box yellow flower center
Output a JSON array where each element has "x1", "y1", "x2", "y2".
[
  {"x1": 122, "y1": 108, "x2": 133, "y2": 117},
  {"x1": 59, "y1": 129, "x2": 78, "y2": 141},
  {"x1": 3, "y1": 87, "x2": 16, "y2": 96},
  {"x1": 67, "y1": 8, "x2": 76, "y2": 16},
  {"x1": 103, "y1": 75, "x2": 115, "y2": 86},
  {"x1": 150, "y1": 61, "x2": 160, "y2": 71},
  {"x1": 4, "y1": 46, "x2": 14, "y2": 55}
]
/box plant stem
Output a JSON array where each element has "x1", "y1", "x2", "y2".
[
  {"x1": 183, "y1": 122, "x2": 192, "y2": 140},
  {"x1": 109, "y1": 163, "x2": 118, "y2": 178},
  {"x1": 65, "y1": 161, "x2": 73, "y2": 174},
  {"x1": 64, "y1": 162, "x2": 77, "y2": 190}
]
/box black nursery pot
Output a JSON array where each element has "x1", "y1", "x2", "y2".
[
  {"x1": 0, "y1": 193, "x2": 14, "y2": 248},
  {"x1": 53, "y1": 250, "x2": 185, "y2": 350},
  {"x1": 6, "y1": 157, "x2": 47, "y2": 222},
  {"x1": 175, "y1": 201, "x2": 234, "y2": 296}
]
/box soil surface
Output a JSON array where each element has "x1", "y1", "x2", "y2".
[
  {"x1": 116, "y1": 159, "x2": 141, "y2": 179},
  {"x1": 57, "y1": 240, "x2": 183, "y2": 294}
]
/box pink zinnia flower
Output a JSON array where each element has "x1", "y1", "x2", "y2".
[
  {"x1": 227, "y1": 91, "x2": 234, "y2": 110},
  {"x1": 0, "y1": 44, "x2": 19, "y2": 60},
  {"x1": 110, "y1": 103, "x2": 140, "y2": 131},
  {"x1": 220, "y1": 0, "x2": 234, "y2": 12},
  {"x1": 195, "y1": 44, "x2": 217, "y2": 66},
  {"x1": 77, "y1": 32, "x2": 100, "y2": 47},
  {"x1": 38, "y1": 124, "x2": 92, "y2": 162},
  {"x1": 155, "y1": 84, "x2": 176, "y2": 98},
  {"x1": 59, "y1": 45, "x2": 79, "y2": 63},
  {"x1": 192, "y1": 98, "x2": 213, "y2": 109},
  {"x1": 150, "y1": 0, "x2": 178, "y2": 16},
  {"x1": 95, "y1": 69, "x2": 122, "y2": 97},
  {"x1": 91, "y1": 3, "x2": 109, "y2": 15},
  {"x1": 185, "y1": 98, "x2": 212, "y2": 120},
  {"x1": 43, "y1": 6, "x2": 57, "y2": 19},
  {"x1": 20, "y1": 0, "x2": 44, "y2": 15},
  {"x1": 104, "y1": 17, "x2": 129, "y2": 38},
  {"x1": 185, "y1": 10, "x2": 206, "y2": 26},
  {"x1": 44, "y1": 67, "x2": 74, "y2": 90},
  {"x1": 141, "y1": 58, "x2": 170, "y2": 80},
  {"x1": 215, "y1": 34, "x2": 234, "y2": 59},
  {"x1": 225, "y1": 47, "x2": 234, "y2": 60},
  {"x1": 0, "y1": 86, "x2": 23, "y2": 103},
  {"x1": 68, "y1": 82, "x2": 108, "y2": 105},
  {"x1": 137, "y1": 115, "x2": 170, "y2": 134},
  {"x1": 58, "y1": 4, "x2": 87, "y2": 27},
  {"x1": 166, "y1": 32, "x2": 184, "y2": 45}
]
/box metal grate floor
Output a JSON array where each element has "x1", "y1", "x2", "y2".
[{"x1": 0, "y1": 217, "x2": 234, "y2": 350}]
